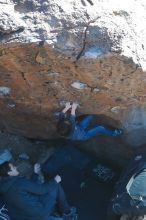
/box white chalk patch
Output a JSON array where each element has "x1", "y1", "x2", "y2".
[
  {"x1": 111, "y1": 106, "x2": 121, "y2": 113},
  {"x1": 0, "y1": 87, "x2": 11, "y2": 96},
  {"x1": 59, "y1": 100, "x2": 69, "y2": 107},
  {"x1": 71, "y1": 81, "x2": 88, "y2": 90},
  {"x1": 93, "y1": 88, "x2": 100, "y2": 92},
  {"x1": 48, "y1": 71, "x2": 60, "y2": 76},
  {"x1": 84, "y1": 47, "x2": 103, "y2": 58}
]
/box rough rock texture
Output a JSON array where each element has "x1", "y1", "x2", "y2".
[
  {"x1": 0, "y1": 0, "x2": 146, "y2": 158},
  {"x1": 120, "y1": 214, "x2": 146, "y2": 220}
]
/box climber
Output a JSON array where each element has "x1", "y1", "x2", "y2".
[
  {"x1": 57, "y1": 102, "x2": 123, "y2": 141},
  {"x1": 0, "y1": 161, "x2": 78, "y2": 220}
]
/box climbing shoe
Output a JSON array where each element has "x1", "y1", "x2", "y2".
[
  {"x1": 112, "y1": 128, "x2": 123, "y2": 136},
  {"x1": 63, "y1": 207, "x2": 78, "y2": 220}
]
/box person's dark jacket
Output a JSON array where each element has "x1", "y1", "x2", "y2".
[{"x1": 0, "y1": 176, "x2": 57, "y2": 220}]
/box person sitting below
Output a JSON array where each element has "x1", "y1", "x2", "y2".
[
  {"x1": 0, "y1": 161, "x2": 77, "y2": 220},
  {"x1": 57, "y1": 102, "x2": 123, "y2": 141}
]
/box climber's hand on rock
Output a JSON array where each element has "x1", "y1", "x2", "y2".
[
  {"x1": 72, "y1": 102, "x2": 79, "y2": 110},
  {"x1": 54, "y1": 175, "x2": 61, "y2": 183},
  {"x1": 65, "y1": 102, "x2": 72, "y2": 109},
  {"x1": 34, "y1": 163, "x2": 41, "y2": 174}
]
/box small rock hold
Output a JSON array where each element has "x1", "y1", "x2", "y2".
[
  {"x1": 36, "y1": 53, "x2": 45, "y2": 64},
  {"x1": 48, "y1": 71, "x2": 60, "y2": 77},
  {"x1": 0, "y1": 86, "x2": 11, "y2": 96},
  {"x1": 93, "y1": 88, "x2": 100, "y2": 93},
  {"x1": 59, "y1": 100, "x2": 69, "y2": 107},
  {"x1": 71, "y1": 81, "x2": 88, "y2": 90},
  {"x1": 7, "y1": 99, "x2": 16, "y2": 108},
  {"x1": 135, "y1": 155, "x2": 142, "y2": 161},
  {"x1": 7, "y1": 103, "x2": 16, "y2": 108},
  {"x1": 111, "y1": 106, "x2": 121, "y2": 113}
]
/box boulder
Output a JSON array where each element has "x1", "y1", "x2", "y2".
[{"x1": 0, "y1": 0, "x2": 146, "y2": 163}]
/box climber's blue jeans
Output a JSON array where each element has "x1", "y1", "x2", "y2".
[
  {"x1": 40, "y1": 182, "x2": 70, "y2": 216},
  {"x1": 78, "y1": 115, "x2": 115, "y2": 140},
  {"x1": 28, "y1": 181, "x2": 70, "y2": 217}
]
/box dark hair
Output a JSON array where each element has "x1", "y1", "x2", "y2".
[
  {"x1": 0, "y1": 162, "x2": 10, "y2": 177},
  {"x1": 57, "y1": 119, "x2": 72, "y2": 137}
]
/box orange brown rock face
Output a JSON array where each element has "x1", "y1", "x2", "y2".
[{"x1": 0, "y1": 43, "x2": 146, "y2": 146}]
